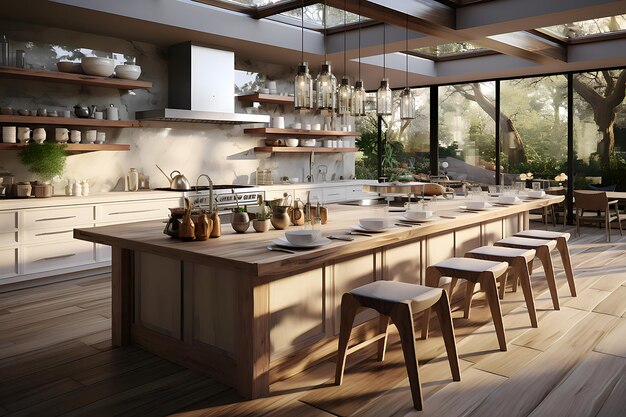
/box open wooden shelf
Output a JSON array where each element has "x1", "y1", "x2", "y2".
[
  {"x1": 0, "y1": 143, "x2": 130, "y2": 154},
  {"x1": 0, "y1": 115, "x2": 139, "y2": 128},
  {"x1": 237, "y1": 93, "x2": 294, "y2": 106},
  {"x1": 0, "y1": 66, "x2": 152, "y2": 89},
  {"x1": 254, "y1": 146, "x2": 357, "y2": 153},
  {"x1": 244, "y1": 127, "x2": 360, "y2": 137}
]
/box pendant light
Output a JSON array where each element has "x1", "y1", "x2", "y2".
[
  {"x1": 376, "y1": 23, "x2": 391, "y2": 116},
  {"x1": 315, "y1": 1, "x2": 336, "y2": 113},
  {"x1": 352, "y1": 0, "x2": 366, "y2": 116},
  {"x1": 400, "y1": 15, "x2": 414, "y2": 120},
  {"x1": 294, "y1": 0, "x2": 313, "y2": 112},
  {"x1": 337, "y1": 0, "x2": 352, "y2": 115}
]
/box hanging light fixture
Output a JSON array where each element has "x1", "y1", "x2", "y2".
[
  {"x1": 400, "y1": 14, "x2": 414, "y2": 120},
  {"x1": 376, "y1": 23, "x2": 391, "y2": 116},
  {"x1": 337, "y1": 0, "x2": 352, "y2": 115},
  {"x1": 294, "y1": 0, "x2": 313, "y2": 112},
  {"x1": 315, "y1": 0, "x2": 336, "y2": 113},
  {"x1": 352, "y1": 0, "x2": 366, "y2": 116}
]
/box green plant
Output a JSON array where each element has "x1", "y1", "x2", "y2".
[
  {"x1": 18, "y1": 142, "x2": 67, "y2": 182},
  {"x1": 233, "y1": 206, "x2": 247, "y2": 213},
  {"x1": 256, "y1": 204, "x2": 271, "y2": 221}
]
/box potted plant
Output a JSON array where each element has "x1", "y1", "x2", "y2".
[
  {"x1": 18, "y1": 142, "x2": 67, "y2": 197},
  {"x1": 231, "y1": 206, "x2": 250, "y2": 233},
  {"x1": 253, "y1": 203, "x2": 271, "y2": 233}
]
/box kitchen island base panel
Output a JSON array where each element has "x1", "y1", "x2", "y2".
[{"x1": 75, "y1": 198, "x2": 560, "y2": 398}]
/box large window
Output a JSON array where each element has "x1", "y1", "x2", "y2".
[
  {"x1": 500, "y1": 76, "x2": 567, "y2": 184},
  {"x1": 438, "y1": 82, "x2": 496, "y2": 185},
  {"x1": 573, "y1": 70, "x2": 626, "y2": 189}
]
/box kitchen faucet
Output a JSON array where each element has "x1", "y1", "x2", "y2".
[
  {"x1": 317, "y1": 165, "x2": 328, "y2": 182},
  {"x1": 307, "y1": 153, "x2": 315, "y2": 183}
]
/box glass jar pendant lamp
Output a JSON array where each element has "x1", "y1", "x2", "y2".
[
  {"x1": 337, "y1": 1, "x2": 352, "y2": 115},
  {"x1": 315, "y1": 2, "x2": 335, "y2": 113},
  {"x1": 294, "y1": 0, "x2": 312, "y2": 112},
  {"x1": 400, "y1": 16, "x2": 414, "y2": 120},
  {"x1": 377, "y1": 24, "x2": 392, "y2": 116}
]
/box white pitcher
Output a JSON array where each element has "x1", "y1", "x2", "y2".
[
  {"x1": 32, "y1": 128, "x2": 46, "y2": 144},
  {"x1": 55, "y1": 128, "x2": 69, "y2": 143},
  {"x1": 17, "y1": 127, "x2": 31, "y2": 143}
]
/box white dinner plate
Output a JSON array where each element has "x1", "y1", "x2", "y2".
[
  {"x1": 458, "y1": 204, "x2": 496, "y2": 211},
  {"x1": 399, "y1": 215, "x2": 442, "y2": 223},
  {"x1": 351, "y1": 224, "x2": 399, "y2": 233},
  {"x1": 494, "y1": 200, "x2": 523, "y2": 205},
  {"x1": 272, "y1": 236, "x2": 331, "y2": 249}
]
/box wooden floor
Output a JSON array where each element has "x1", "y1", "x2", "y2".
[{"x1": 1, "y1": 224, "x2": 625, "y2": 417}]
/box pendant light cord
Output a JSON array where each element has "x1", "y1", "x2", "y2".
[
  {"x1": 323, "y1": 0, "x2": 327, "y2": 63},
  {"x1": 343, "y1": 0, "x2": 347, "y2": 76},
  {"x1": 382, "y1": 23, "x2": 386, "y2": 79},
  {"x1": 301, "y1": 0, "x2": 304, "y2": 64},
  {"x1": 405, "y1": 14, "x2": 409, "y2": 87},
  {"x1": 358, "y1": 0, "x2": 361, "y2": 80}
]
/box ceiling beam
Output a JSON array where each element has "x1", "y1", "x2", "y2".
[{"x1": 252, "y1": 0, "x2": 317, "y2": 20}]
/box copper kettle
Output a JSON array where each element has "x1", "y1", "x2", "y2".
[{"x1": 156, "y1": 164, "x2": 191, "y2": 190}]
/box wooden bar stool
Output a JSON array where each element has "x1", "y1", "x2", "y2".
[
  {"x1": 514, "y1": 230, "x2": 577, "y2": 297},
  {"x1": 464, "y1": 246, "x2": 538, "y2": 328},
  {"x1": 494, "y1": 237, "x2": 560, "y2": 310},
  {"x1": 424, "y1": 258, "x2": 509, "y2": 351},
  {"x1": 335, "y1": 280, "x2": 461, "y2": 411}
]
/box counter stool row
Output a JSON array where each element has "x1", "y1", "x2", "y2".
[{"x1": 335, "y1": 230, "x2": 577, "y2": 411}]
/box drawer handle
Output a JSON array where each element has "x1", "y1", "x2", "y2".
[
  {"x1": 35, "y1": 215, "x2": 76, "y2": 222},
  {"x1": 326, "y1": 193, "x2": 341, "y2": 196},
  {"x1": 35, "y1": 230, "x2": 73, "y2": 236},
  {"x1": 108, "y1": 209, "x2": 160, "y2": 215},
  {"x1": 37, "y1": 253, "x2": 76, "y2": 262}
]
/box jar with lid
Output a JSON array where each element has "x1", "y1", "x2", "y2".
[{"x1": 127, "y1": 168, "x2": 139, "y2": 191}]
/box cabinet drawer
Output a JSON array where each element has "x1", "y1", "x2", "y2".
[
  {"x1": 323, "y1": 187, "x2": 347, "y2": 203},
  {"x1": 0, "y1": 247, "x2": 18, "y2": 279},
  {"x1": 294, "y1": 188, "x2": 323, "y2": 204},
  {"x1": 97, "y1": 199, "x2": 179, "y2": 224},
  {"x1": 0, "y1": 231, "x2": 18, "y2": 247},
  {"x1": 22, "y1": 240, "x2": 95, "y2": 275},
  {"x1": 264, "y1": 189, "x2": 294, "y2": 201},
  {"x1": 23, "y1": 206, "x2": 94, "y2": 230},
  {"x1": 22, "y1": 223, "x2": 94, "y2": 244},
  {"x1": 0, "y1": 211, "x2": 18, "y2": 233}
]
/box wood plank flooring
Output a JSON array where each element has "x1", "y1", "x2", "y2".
[{"x1": 1, "y1": 225, "x2": 625, "y2": 416}]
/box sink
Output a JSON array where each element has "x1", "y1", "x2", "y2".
[{"x1": 339, "y1": 198, "x2": 387, "y2": 206}]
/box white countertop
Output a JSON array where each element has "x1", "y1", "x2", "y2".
[
  {"x1": 259, "y1": 179, "x2": 376, "y2": 190},
  {"x1": 0, "y1": 190, "x2": 184, "y2": 210}
]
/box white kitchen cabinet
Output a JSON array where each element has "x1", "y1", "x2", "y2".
[
  {"x1": 0, "y1": 211, "x2": 18, "y2": 280},
  {"x1": 264, "y1": 188, "x2": 294, "y2": 202},
  {"x1": 22, "y1": 239, "x2": 96, "y2": 275},
  {"x1": 294, "y1": 188, "x2": 323, "y2": 204},
  {"x1": 345, "y1": 184, "x2": 378, "y2": 200},
  {"x1": 23, "y1": 206, "x2": 94, "y2": 230}
]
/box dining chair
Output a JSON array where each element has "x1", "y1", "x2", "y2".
[{"x1": 573, "y1": 190, "x2": 622, "y2": 241}]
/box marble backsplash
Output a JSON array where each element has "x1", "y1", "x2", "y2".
[{"x1": 0, "y1": 20, "x2": 356, "y2": 193}]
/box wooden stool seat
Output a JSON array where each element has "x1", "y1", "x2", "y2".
[
  {"x1": 514, "y1": 230, "x2": 577, "y2": 297},
  {"x1": 335, "y1": 281, "x2": 461, "y2": 411},
  {"x1": 425, "y1": 258, "x2": 509, "y2": 351},
  {"x1": 494, "y1": 236, "x2": 561, "y2": 310},
  {"x1": 465, "y1": 246, "x2": 538, "y2": 328}
]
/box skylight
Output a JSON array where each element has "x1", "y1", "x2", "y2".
[
  {"x1": 412, "y1": 42, "x2": 487, "y2": 57},
  {"x1": 539, "y1": 14, "x2": 626, "y2": 40}
]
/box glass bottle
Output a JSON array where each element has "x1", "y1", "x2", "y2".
[{"x1": 0, "y1": 35, "x2": 9, "y2": 67}]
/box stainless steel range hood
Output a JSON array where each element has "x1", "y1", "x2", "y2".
[{"x1": 136, "y1": 43, "x2": 269, "y2": 124}]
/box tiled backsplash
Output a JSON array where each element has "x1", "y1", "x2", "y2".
[{"x1": 0, "y1": 20, "x2": 355, "y2": 193}]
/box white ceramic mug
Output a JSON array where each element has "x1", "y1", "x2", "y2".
[
  {"x1": 271, "y1": 116, "x2": 284, "y2": 129},
  {"x1": 62, "y1": 110, "x2": 71, "y2": 118},
  {"x1": 33, "y1": 128, "x2": 46, "y2": 143},
  {"x1": 267, "y1": 80, "x2": 277, "y2": 94},
  {"x1": 94, "y1": 111, "x2": 103, "y2": 120},
  {"x1": 70, "y1": 130, "x2": 81, "y2": 143},
  {"x1": 2, "y1": 126, "x2": 16, "y2": 143},
  {"x1": 17, "y1": 127, "x2": 31, "y2": 143},
  {"x1": 96, "y1": 131, "x2": 106, "y2": 144},
  {"x1": 55, "y1": 128, "x2": 69, "y2": 143},
  {"x1": 85, "y1": 130, "x2": 97, "y2": 143}
]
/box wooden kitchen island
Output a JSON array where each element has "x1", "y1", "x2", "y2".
[{"x1": 74, "y1": 196, "x2": 563, "y2": 399}]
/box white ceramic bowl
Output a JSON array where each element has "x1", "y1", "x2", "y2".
[
  {"x1": 285, "y1": 230, "x2": 322, "y2": 245},
  {"x1": 81, "y1": 57, "x2": 115, "y2": 77},
  {"x1": 114, "y1": 64, "x2": 141, "y2": 80},
  {"x1": 359, "y1": 217, "x2": 391, "y2": 230},
  {"x1": 528, "y1": 190, "x2": 546, "y2": 198},
  {"x1": 498, "y1": 195, "x2": 520, "y2": 204},
  {"x1": 406, "y1": 210, "x2": 433, "y2": 220},
  {"x1": 285, "y1": 138, "x2": 299, "y2": 147},
  {"x1": 466, "y1": 201, "x2": 488, "y2": 210},
  {"x1": 56, "y1": 61, "x2": 83, "y2": 74},
  {"x1": 300, "y1": 139, "x2": 316, "y2": 147}
]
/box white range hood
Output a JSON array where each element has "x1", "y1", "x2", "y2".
[{"x1": 136, "y1": 43, "x2": 269, "y2": 124}]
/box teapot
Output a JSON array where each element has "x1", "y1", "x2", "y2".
[
  {"x1": 288, "y1": 198, "x2": 304, "y2": 226},
  {"x1": 156, "y1": 165, "x2": 191, "y2": 190},
  {"x1": 74, "y1": 105, "x2": 95, "y2": 119}
]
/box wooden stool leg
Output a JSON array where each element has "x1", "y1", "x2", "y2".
[
  {"x1": 538, "y1": 247, "x2": 560, "y2": 310},
  {"x1": 514, "y1": 258, "x2": 538, "y2": 328},
  {"x1": 463, "y1": 281, "x2": 476, "y2": 319},
  {"x1": 433, "y1": 291, "x2": 461, "y2": 382},
  {"x1": 498, "y1": 270, "x2": 509, "y2": 300},
  {"x1": 556, "y1": 238, "x2": 577, "y2": 297},
  {"x1": 448, "y1": 277, "x2": 458, "y2": 299},
  {"x1": 335, "y1": 293, "x2": 361, "y2": 386},
  {"x1": 389, "y1": 303, "x2": 423, "y2": 411},
  {"x1": 422, "y1": 268, "x2": 442, "y2": 339},
  {"x1": 377, "y1": 314, "x2": 390, "y2": 361},
  {"x1": 481, "y1": 272, "x2": 507, "y2": 351}
]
